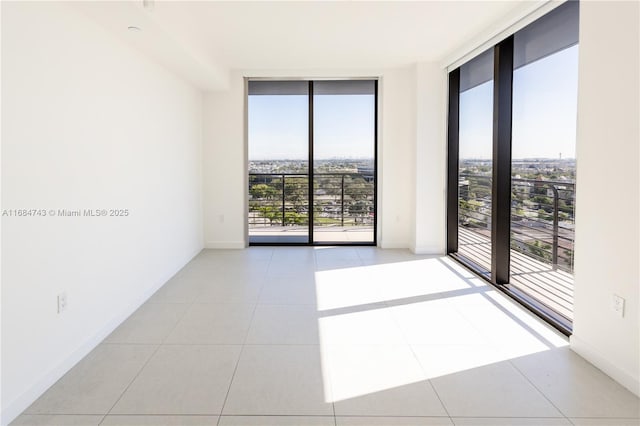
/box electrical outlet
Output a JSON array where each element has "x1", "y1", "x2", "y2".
[
  {"x1": 57, "y1": 292, "x2": 67, "y2": 314},
  {"x1": 612, "y1": 294, "x2": 625, "y2": 318}
]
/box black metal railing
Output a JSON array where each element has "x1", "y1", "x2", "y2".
[
  {"x1": 458, "y1": 174, "x2": 575, "y2": 272},
  {"x1": 248, "y1": 172, "x2": 374, "y2": 229}
]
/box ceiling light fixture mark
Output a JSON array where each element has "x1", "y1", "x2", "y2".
[{"x1": 142, "y1": 0, "x2": 155, "y2": 12}]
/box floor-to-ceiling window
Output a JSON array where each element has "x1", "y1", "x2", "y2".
[
  {"x1": 456, "y1": 49, "x2": 495, "y2": 277},
  {"x1": 447, "y1": 1, "x2": 579, "y2": 334},
  {"x1": 510, "y1": 3, "x2": 579, "y2": 324},
  {"x1": 248, "y1": 80, "x2": 377, "y2": 245},
  {"x1": 247, "y1": 81, "x2": 309, "y2": 244}
]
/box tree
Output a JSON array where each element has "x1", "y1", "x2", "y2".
[
  {"x1": 345, "y1": 176, "x2": 372, "y2": 202},
  {"x1": 459, "y1": 199, "x2": 472, "y2": 212},
  {"x1": 258, "y1": 206, "x2": 281, "y2": 226},
  {"x1": 250, "y1": 183, "x2": 277, "y2": 200},
  {"x1": 284, "y1": 211, "x2": 307, "y2": 226},
  {"x1": 323, "y1": 176, "x2": 342, "y2": 201},
  {"x1": 533, "y1": 195, "x2": 552, "y2": 206},
  {"x1": 538, "y1": 209, "x2": 553, "y2": 221},
  {"x1": 349, "y1": 200, "x2": 368, "y2": 224},
  {"x1": 529, "y1": 240, "x2": 552, "y2": 262}
]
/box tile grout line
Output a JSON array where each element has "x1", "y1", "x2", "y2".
[
  {"x1": 383, "y1": 290, "x2": 454, "y2": 420},
  {"x1": 25, "y1": 266, "x2": 202, "y2": 420},
  {"x1": 508, "y1": 357, "x2": 572, "y2": 423},
  {"x1": 215, "y1": 343, "x2": 247, "y2": 426},
  {"x1": 29, "y1": 248, "x2": 627, "y2": 425},
  {"x1": 216, "y1": 249, "x2": 272, "y2": 425},
  {"x1": 344, "y1": 247, "x2": 454, "y2": 422},
  {"x1": 99, "y1": 269, "x2": 199, "y2": 424},
  {"x1": 96, "y1": 342, "x2": 163, "y2": 425},
  {"x1": 406, "y1": 344, "x2": 454, "y2": 420},
  {"x1": 97, "y1": 413, "x2": 107, "y2": 425},
  {"x1": 420, "y1": 259, "x2": 573, "y2": 421},
  {"x1": 317, "y1": 247, "x2": 337, "y2": 426}
]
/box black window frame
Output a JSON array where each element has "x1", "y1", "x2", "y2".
[
  {"x1": 446, "y1": 4, "x2": 578, "y2": 336},
  {"x1": 247, "y1": 79, "x2": 378, "y2": 247}
]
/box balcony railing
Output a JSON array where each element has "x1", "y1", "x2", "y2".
[
  {"x1": 511, "y1": 177, "x2": 575, "y2": 272},
  {"x1": 459, "y1": 174, "x2": 575, "y2": 273},
  {"x1": 458, "y1": 174, "x2": 575, "y2": 320},
  {"x1": 248, "y1": 172, "x2": 374, "y2": 230}
]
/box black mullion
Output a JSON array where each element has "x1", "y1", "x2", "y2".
[
  {"x1": 447, "y1": 69, "x2": 460, "y2": 254},
  {"x1": 373, "y1": 80, "x2": 379, "y2": 246},
  {"x1": 308, "y1": 81, "x2": 314, "y2": 244},
  {"x1": 491, "y1": 36, "x2": 514, "y2": 285}
]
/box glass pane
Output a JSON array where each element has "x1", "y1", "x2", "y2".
[
  {"x1": 457, "y1": 49, "x2": 494, "y2": 276},
  {"x1": 510, "y1": 2, "x2": 579, "y2": 321},
  {"x1": 313, "y1": 80, "x2": 376, "y2": 243},
  {"x1": 248, "y1": 81, "x2": 309, "y2": 243}
]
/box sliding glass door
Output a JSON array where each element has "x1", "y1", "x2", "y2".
[
  {"x1": 248, "y1": 80, "x2": 377, "y2": 245},
  {"x1": 447, "y1": 2, "x2": 579, "y2": 333}
]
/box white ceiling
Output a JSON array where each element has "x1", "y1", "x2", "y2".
[{"x1": 72, "y1": 1, "x2": 545, "y2": 91}]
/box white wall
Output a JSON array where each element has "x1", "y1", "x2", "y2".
[
  {"x1": 202, "y1": 67, "x2": 440, "y2": 250},
  {"x1": 1, "y1": 2, "x2": 204, "y2": 423},
  {"x1": 378, "y1": 67, "x2": 416, "y2": 248},
  {"x1": 203, "y1": 72, "x2": 246, "y2": 249},
  {"x1": 412, "y1": 63, "x2": 448, "y2": 254},
  {"x1": 571, "y1": 1, "x2": 640, "y2": 396}
]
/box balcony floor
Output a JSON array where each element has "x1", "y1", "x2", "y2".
[
  {"x1": 458, "y1": 227, "x2": 574, "y2": 321},
  {"x1": 249, "y1": 226, "x2": 374, "y2": 244}
]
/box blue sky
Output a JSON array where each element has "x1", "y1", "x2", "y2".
[
  {"x1": 248, "y1": 94, "x2": 309, "y2": 160},
  {"x1": 248, "y1": 94, "x2": 374, "y2": 161},
  {"x1": 459, "y1": 44, "x2": 579, "y2": 160},
  {"x1": 249, "y1": 44, "x2": 578, "y2": 162}
]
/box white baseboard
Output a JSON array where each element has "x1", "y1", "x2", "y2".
[
  {"x1": 2, "y1": 311, "x2": 131, "y2": 425},
  {"x1": 205, "y1": 241, "x2": 247, "y2": 249},
  {"x1": 0, "y1": 247, "x2": 202, "y2": 426},
  {"x1": 2, "y1": 304, "x2": 153, "y2": 426},
  {"x1": 410, "y1": 245, "x2": 444, "y2": 255},
  {"x1": 571, "y1": 335, "x2": 640, "y2": 397},
  {"x1": 379, "y1": 241, "x2": 409, "y2": 249}
]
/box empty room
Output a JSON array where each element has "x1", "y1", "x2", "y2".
[{"x1": 1, "y1": 1, "x2": 639, "y2": 425}]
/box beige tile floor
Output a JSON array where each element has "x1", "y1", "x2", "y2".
[{"x1": 13, "y1": 247, "x2": 640, "y2": 426}]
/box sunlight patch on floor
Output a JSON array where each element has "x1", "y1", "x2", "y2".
[
  {"x1": 315, "y1": 256, "x2": 568, "y2": 403},
  {"x1": 314, "y1": 258, "x2": 478, "y2": 311}
]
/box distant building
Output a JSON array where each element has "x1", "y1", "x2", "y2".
[
  {"x1": 357, "y1": 166, "x2": 374, "y2": 183},
  {"x1": 459, "y1": 179, "x2": 470, "y2": 200}
]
